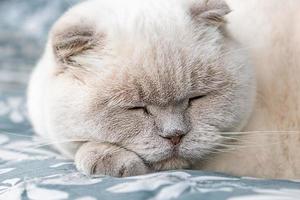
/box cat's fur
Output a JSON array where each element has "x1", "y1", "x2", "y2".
[
  {"x1": 27, "y1": 0, "x2": 300, "y2": 178},
  {"x1": 201, "y1": 0, "x2": 300, "y2": 179}
]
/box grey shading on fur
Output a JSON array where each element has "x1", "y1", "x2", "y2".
[{"x1": 27, "y1": 0, "x2": 255, "y2": 177}]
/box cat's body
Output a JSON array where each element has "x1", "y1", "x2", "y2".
[
  {"x1": 27, "y1": 0, "x2": 300, "y2": 178},
  {"x1": 201, "y1": 0, "x2": 300, "y2": 179}
]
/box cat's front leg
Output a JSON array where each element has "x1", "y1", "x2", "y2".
[{"x1": 75, "y1": 142, "x2": 149, "y2": 177}]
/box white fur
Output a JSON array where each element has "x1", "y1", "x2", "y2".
[{"x1": 27, "y1": 0, "x2": 255, "y2": 177}]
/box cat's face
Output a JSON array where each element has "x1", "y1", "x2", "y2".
[{"x1": 47, "y1": 0, "x2": 255, "y2": 169}]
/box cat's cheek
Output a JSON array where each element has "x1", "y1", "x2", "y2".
[
  {"x1": 126, "y1": 132, "x2": 174, "y2": 163},
  {"x1": 178, "y1": 129, "x2": 221, "y2": 161}
]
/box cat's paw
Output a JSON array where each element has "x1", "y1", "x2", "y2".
[{"x1": 75, "y1": 142, "x2": 149, "y2": 177}]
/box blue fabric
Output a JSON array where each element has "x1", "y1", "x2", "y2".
[
  {"x1": 0, "y1": 1, "x2": 300, "y2": 200},
  {"x1": 0, "y1": 0, "x2": 77, "y2": 87}
]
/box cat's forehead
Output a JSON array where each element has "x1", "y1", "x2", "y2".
[
  {"x1": 90, "y1": 29, "x2": 231, "y2": 107},
  {"x1": 100, "y1": 76, "x2": 187, "y2": 107},
  {"x1": 58, "y1": 0, "x2": 233, "y2": 106},
  {"x1": 96, "y1": 52, "x2": 227, "y2": 107}
]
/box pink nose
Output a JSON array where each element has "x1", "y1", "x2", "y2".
[{"x1": 166, "y1": 135, "x2": 183, "y2": 145}]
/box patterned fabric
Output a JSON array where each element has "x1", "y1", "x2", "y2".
[
  {"x1": 1, "y1": 1, "x2": 300, "y2": 200},
  {"x1": 0, "y1": 0, "x2": 78, "y2": 88}
]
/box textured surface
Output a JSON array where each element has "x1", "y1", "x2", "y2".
[{"x1": 0, "y1": 1, "x2": 300, "y2": 200}]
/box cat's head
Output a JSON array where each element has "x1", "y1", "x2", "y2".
[{"x1": 47, "y1": 0, "x2": 255, "y2": 169}]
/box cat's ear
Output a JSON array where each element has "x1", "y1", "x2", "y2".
[
  {"x1": 189, "y1": 0, "x2": 231, "y2": 26},
  {"x1": 51, "y1": 23, "x2": 105, "y2": 67}
]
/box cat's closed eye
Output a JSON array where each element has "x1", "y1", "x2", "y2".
[
  {"x1": 188, "y1": 95, "x2": 207, "y2": 105},
  {"x1": 128, "y1": 106, "x2": 151, "y2": 115}
]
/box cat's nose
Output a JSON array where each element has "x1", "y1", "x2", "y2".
[
  {"x1": 163, "y1": 131, "x2": 185, "y2": 145},
  {"x1": 166, "y1": 135, "x2": 183, "y2": 146}
]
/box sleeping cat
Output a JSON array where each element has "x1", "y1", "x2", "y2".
[{"x1": 27, "y1": 0, "x2": 300, "y2": 178}]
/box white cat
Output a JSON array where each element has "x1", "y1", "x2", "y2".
[{"x1": 27, "y1": 0, "x2": 300, "y2": 178}]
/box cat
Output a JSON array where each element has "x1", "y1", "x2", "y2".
[{"x1": 27, "y1": 0, "x2": 299, "y2": 178}]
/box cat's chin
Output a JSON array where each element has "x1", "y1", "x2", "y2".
[
  {"x1": 151, "y1": 156, "x2": 191, "y2": 171},
  {"x1": 148, "y1": 146, "x2": 194, "y2": 171}
]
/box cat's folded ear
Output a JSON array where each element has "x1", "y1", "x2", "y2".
[
  {"x1": 51, "y1": 21, "x2": 105, "y2": 67},
  {"x1": 189, "y1": 0, "x2": 231, "y2": 26}
]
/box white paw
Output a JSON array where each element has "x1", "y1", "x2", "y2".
[{"x1": 75, "y1": 143, "x2": 149, "y2": 177}]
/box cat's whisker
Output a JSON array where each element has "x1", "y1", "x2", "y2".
[
  {"x1": 0, "y1": 126, "x2": 34, "y2": 132},
  {"x1": 221, "y1": 130, "x2": 300, "y2": 135},
  {"x1": 23, "y1": 139, "x2": 131, "y2": 152},
  {"x1": 0, "y1": 130, "x2": 36, "y2": 138},
  {"x1": 204, "y1": 140, "x2": 285, "y2": 151},
  {"x1": 219, "y1": 135, "x2": 244, "y2": 142},
  {"x1": 202, "y1": 147, "x2": 235, "y2": 155},
  {"x1": 23, "y1": 139, "x2": 87, "y2": 149}
]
